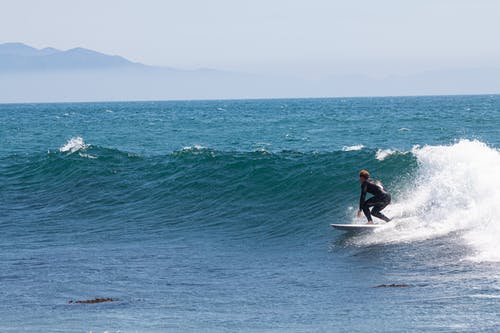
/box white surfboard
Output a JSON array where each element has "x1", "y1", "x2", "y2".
[{"x1": 330, "y1": 223, "x2": 385, "y2": 232}]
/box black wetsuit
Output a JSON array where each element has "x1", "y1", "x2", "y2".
[{"x1": 359, "y1": 178, "x2": 391, "y2": 222}]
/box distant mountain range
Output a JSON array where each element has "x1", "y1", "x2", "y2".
[
  {"x1": 0, "y1": 42, "x2": 499, "y2": 103},
  {"x1": 0, "y1": 42, "x2": 147, "y2": 72}
]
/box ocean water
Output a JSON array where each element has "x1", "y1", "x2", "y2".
[{"x1": 1, "y1": 95, "x2": 499, "y2": 332}]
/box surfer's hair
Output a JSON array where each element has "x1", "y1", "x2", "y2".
[{"x1": 359, "y1": 170, "x2": 370, "y2": 179}]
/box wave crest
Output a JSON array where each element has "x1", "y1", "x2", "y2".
[
  {"x1": 342, "y1": 145, "x2": 364, "y2": 151},
  {"x1": 59, "y1": 137, "x2": 89, "y2": 154}
]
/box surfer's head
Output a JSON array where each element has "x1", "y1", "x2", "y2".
[{"x1": 359, "y1": 170, "x2": 370, "y2": 182}]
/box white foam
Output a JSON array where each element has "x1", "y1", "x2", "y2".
[
  {"x1": 342, "y1": 144, "x2": 364, "y2": 151},
  {"x1": 181, "y1": 145, "x2": 207, "y2": 151},
  {"x1": 375, "y1": 149, "x2": 397, "y2": 161},
  {"x1": 255, "y1": 148, "x2": 272, "y2": 154},
  {"x1": 78, "y1": 152, "x2": 97, "y2": 159},
  {"x1": 355, "y1": 140, "x2": 500, "y2": 262},
  {"x1": 59, "y1": 137, "x2": 88, "y2": 154}
]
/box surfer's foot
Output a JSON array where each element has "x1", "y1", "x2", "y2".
[{"x1": 367, "y1": 221, "x2": 374, "y2": 224}]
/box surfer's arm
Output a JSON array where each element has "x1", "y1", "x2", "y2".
[{"x1": 359, "y1": 183, "x2": 367, "y2": 211}]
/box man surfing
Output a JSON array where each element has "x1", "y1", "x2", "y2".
[{"x1": 356, "y1": 170, "x2": 391, "y2": 224}]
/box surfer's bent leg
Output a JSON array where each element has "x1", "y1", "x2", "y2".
[
  {"x1": 361, "y1": 197, "x2": 378, "y2": 222},
  {"x1": 370, "y1": 195, "x2": 391, "y2": 222},
  {"x1": 362, "y1": 204, "x2": 372, "y2": 222}
]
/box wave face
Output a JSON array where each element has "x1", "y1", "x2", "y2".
[{"x1": 3, "y1": 138, "x2": 417, "y2": 242}]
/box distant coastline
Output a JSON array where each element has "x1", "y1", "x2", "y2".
[{"x1": 1, "y1": 43, "x2": 499, "y2": 103}]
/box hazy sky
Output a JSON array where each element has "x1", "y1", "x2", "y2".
[{"x1": 1, "y1": 0, "x2": 500, "y2": 77}]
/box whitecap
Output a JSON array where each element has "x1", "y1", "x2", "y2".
[
  {"x1": 255, "y1": 148, "x2": 272, "y2": 154},
  {"x1": 342, "y1": 144, "x2": 364, "y2": 151},
  {"x1": 375, "y1": 149, "x2": 397, "y2": 161},
  {"x1": 181, "y1": 145, "x2": 207, "y2": 151},
  {"x1": 59, "y1": 137, "x2": 88, "y2": 154}
]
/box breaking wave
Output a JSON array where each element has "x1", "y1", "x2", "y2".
[
  {"x1": 3, "y1": 138, "x2": 499, "y2": 261},
  {"x1": 354, "y1": 140, "x2": 500, "y2": 262}
]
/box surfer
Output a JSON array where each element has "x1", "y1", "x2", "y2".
[{"x1": 357, "y1": 170, "x2": 391, "y2": 224}]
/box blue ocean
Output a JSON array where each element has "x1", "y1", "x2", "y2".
[{"x1": 1, "y1": 95, "x2": 499, "y2": 332}]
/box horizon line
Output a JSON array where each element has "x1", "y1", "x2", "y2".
[{"x1": 1, "y1": 92, "x2": 498, "y2": 106}]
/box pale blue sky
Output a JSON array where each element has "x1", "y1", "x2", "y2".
[{"x1": 1, "y1": 0, "x2": 499, "y2": 78}]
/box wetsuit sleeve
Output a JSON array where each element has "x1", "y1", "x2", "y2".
[{"x1": 359, "y1": 183, "x2": 367, "y2": 210}]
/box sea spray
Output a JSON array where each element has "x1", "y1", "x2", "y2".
[{"x1": 355, "y1": 140, "x2": 500, "y2": 262}]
